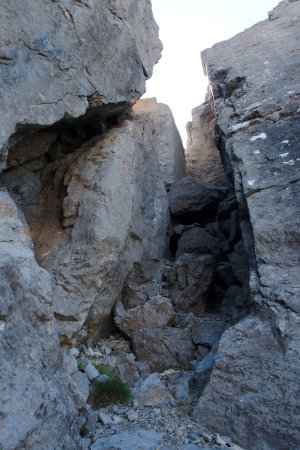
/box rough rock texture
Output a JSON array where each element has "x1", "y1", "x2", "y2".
[
  {"x1": 168, "y1": 177, "x2": 228, "y2": 221},
  {"x1": 135, "y1": 373, "x2": 174, "y2": 406},
  {"x1": 91, "y1": 429, "x2": 165, "y2": 450},
  {"x1": 0, "y1": 191, "x2": 80, "y2": 450},
  {"x1": 194, "y1": 2, "x2": 300, "y2": 449},
  {"x1": 0, "y1": 1, "x2": 163, "y2": 448},
  {"x1": 114, "y1": 296, "x2": 175, "y2": 338},
  {"x1": 0, "y1": 0, "x2": 162, "y2": 171},
  {"x1": 186, "y1": 99, "x2": 227, "y2": 185},
  {"x1": 132, "y1": 327, "x2": 195, "y2": 371},
  {"x1": 164, "y1": 254, "x2": 215, "y2": 315},
  {"x1": 133, "y1": 98, "x2": 186, "y2": 188},
  {"x1": 2, "y1": 113, "x2": 170, "y2": 344}
]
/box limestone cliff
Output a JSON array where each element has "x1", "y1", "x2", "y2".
[
  {"x1": 193, "y1": 1, "x2": 300, "y2": 449},
  {"x1": 0, "y1": 1, "x2": 164, "y2": 448}
]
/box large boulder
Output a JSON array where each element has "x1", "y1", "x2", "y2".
[
  {"x1": 2, "y1": 114, "x2": 170, "y2": 344},
  {"x1": 133, "y1": 98, "x2": 186, "y2": 189},
  {"x1": 0, "y1": 1, "x2": 163, "y2": 447},
  {"x1": 168, "y1": 177, "x2": 228, "y2": 222},
  {"x1": 194, "y1": 2, "x2": 300, "y2": 449},
  {"x1": 164, "y1": 253, "x2": 215, "y2": 315},
  {"x1": 114, "y1": 296, "x2": 175, "y2": 338},
  {"x1": 0, "y1": 0, "x2": 162, "y2": 170},
  {"x1": 132, "y1": 327, "x2": 194, "y2": 371},
  {"x1": 0, "y1": 191, "x2": 80, "y2": 450},
  {"x1": 186, "y1": 99, "x2": 227, "y2": 185},
  {"x1": 176, "y1": 226, "x2": 223, "y2": 258}
]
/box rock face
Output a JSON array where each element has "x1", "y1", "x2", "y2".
[
  {"x1": 186, "y1": 99, "x2": 227, "y2": 185},
  {"x1": 0, "y1": 0, "x2": 162, "y2": 170},
  {"x1": 194, "y1": 2, "x2": 300, "y2": 449},
  {"x1": 133, "y1": 98, "x2": 186, "y2": 189},
  {"x1": 0, "y1": 1, "x2": 163, "y2": 448},
  {"x1": 0, "y1": 191, "x2": 80, "y2": 449}
]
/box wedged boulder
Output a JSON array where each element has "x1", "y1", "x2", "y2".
[
  {"x1": 168, "y1": 176, "x2": 229, "y2": 221},
  {"x1": 133, "y1": 98, "x2": 186, "y2": 188},
  {"x1": 0, "y1": 0, "x2": 162, "y2": 170},
  {"x1": 114, "y1": 296, "x2": 175, "y2": 338},
  {"x1": 186, "y1": 99, "x2": 227, "y2": 185},
  {"x1": 132, "y1": 327, "x2": 194, "y2": 371},
  {"x1": 176, "y1": 226, "x2": 223, "y2": 258},
  {"x1": 164, "y1": 254, "x2": 215, "y2": 315}
]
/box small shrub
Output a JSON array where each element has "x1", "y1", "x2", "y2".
[{"x1": 88, "y1": 362, "x2": 131, "y2": 408}]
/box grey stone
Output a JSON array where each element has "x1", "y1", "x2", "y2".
[
  {"x1": 84, "y1": 362, "x2": 99, "y2": 381},
  {"x1": 3, "y1": 113, "x2": 170, "y2": 345},
  {"x1": 195, "y1": 2, "x2": 300, "y2": 449},
  {"x1": 91, "y1": 429, "x2": 165, "y2": 450},
  {"x1": 192, "y1": 318, "x2": 225, "y2": 348},
  {"x1": 186, "y1": 98, "x2": 227, "y2": 185},
  {"x1": 135, "y1": 373, "x2": 173, "y2": 406},
  {"x1": 62, "y1": 350, "x2": 78, "y2": 376},
  {"x1": 70, "y1": 347, "x2": 80, "y2": 358},
  {"x1": 227, "y1": 240, "x2": 249, "y2": 284},
  {"x1": 217, "y1": 193, "x2": 238, "y2": 220},
  {"x1": 0, "y1": 0, "x2": 162, "y2": 171},
  {"x1": 195, "y1": 353, "x2": 214, "y2": 375},
  {"x1": 216, "y1": 262, "x2": 236, "y2": 286},
  {"x1": 133, "y1": 98, "x2": 186, "y2": 188},
  {"x1": 8, "y1": 131, "x2": 58, "y2": 167},
  {"x1": 168, "y1": 177, "x2": 228, "y2": 220},
  {"x1": 116, "y1": 358, "x2": 140, "y2": 387},
  {"x1": 126, "y1": 409, "x2": 139, "y2": 422},
  {"x1": 165, "y1": 253, "x2": 215, "y2": 315},
  {"x1": 96, "y1": 374, "x2": 111, "y2": 383},
  {"x1": 176, "y1": 226, "x2": 223, "y2": 258},
  {"x1": 98, "y1": 412, "x2": 123, "y2": 426},
  {"x1": 0, "y1": 191, "x2": 80, "y2": 450},
  {"x1": 114, "y1": 296, "x2": 175, "y2": 338},
  {"x1": 132, "y1": 327, "x2": 194, "y2": 371},
  {"x1": 80, "y1": 438, "x2": 92, "y2": 450},
  {"x1": 72, "y1": 371, "x2": 90, "y2": 404}
]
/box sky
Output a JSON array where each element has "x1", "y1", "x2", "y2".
[{"x1": 144, "y1": 0, "x2": 280, "y2": 144}]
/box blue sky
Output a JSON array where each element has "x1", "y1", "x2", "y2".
[{"x1": 144, "y1": 0, "x2": 280, "y2": 143}]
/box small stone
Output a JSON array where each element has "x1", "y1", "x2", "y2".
[
  {"x1": 77, "y1": 356, "x2": 88, "y2": 369},
  {"x1": 70, "y1": 347, "x2": 80, "y2": 358},
  {"x1": 80, "y1": 437, "x2": 92, "y2": 450},
  {"x1": 127, "y1": 409, "x2": 139, "y2": 422},
  {"x1": 135, "y1": 373, "x2": 173, "y2": 406},
  {"x1": 215, "y1": 434, "x2": 228, "y2": 446},
  {"x1": 98, "y1": 412, "x2": 123, "y2": 426},
  {"x1": 84, "y1": 362, "x2": 99, "y2": 381},
  {"x1": 95, "y1": 374, "x2": 110, "y2": 383},
  {"x1": 202, "y1": 431, "x2": 214, "y2": 442}
]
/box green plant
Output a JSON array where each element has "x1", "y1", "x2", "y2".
[
  {"x1": 92, "y1": 361, "x2": 118, "y2": 378},
  {"x1": 88, "y1": 362, "x2": 132, "y2": 408},
  {"x1": 176, "y1": 398, "x2": 188, "y2": 408}
]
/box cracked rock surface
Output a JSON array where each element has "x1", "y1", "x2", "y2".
[
  {"x1": 193, "y1": 2, "x2": 300, "y2": 449},
  {"x1": 0, "y1": 0, "x2": 162, "y2": 170}
]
